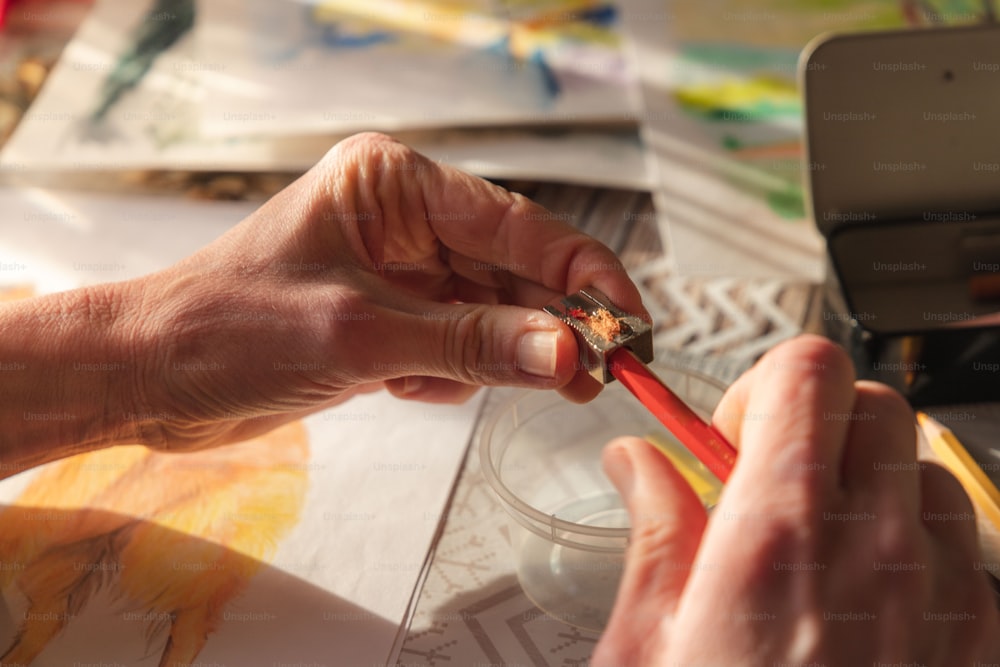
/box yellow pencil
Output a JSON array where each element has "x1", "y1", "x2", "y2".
[{"x1": 917, "y1": 411, "x2": 1000, "y2": 534}]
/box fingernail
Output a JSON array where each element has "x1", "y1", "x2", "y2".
[
  {"x1": 518, "y1": 331, "x2": 557, "y2": 378},
  {"x1": 604, "y1": 443, "x2": 636, "y2": 501},
  {"x1": 402, "y1": 376, "x2": 425, "y2": 395}
]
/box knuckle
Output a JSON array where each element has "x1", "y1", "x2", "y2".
[
  {"x1": 328, "y1": 131, "x2": 418, "y2": 174},
  {"x1": 744, "y1": 475, "x2": 826, "y2": 527},
  {"x1": 872, "y1": 507, "x2": 923, "y2": 565},
  {"x1": 628, "y1": 520, "x2": 689, "y2": 570},
  {"x1": 441, "y1": 306, "x2": 489, "y2": 384},
  {"x1": 854, "y1": 381, "x2": 914, "y2": 428},
  {"x1": 762, "y1": 334, "x2": 855, "y2": 384},
  {"x1": 748, "y1": 516, "x2": 815, "y2": 567},
  {"x1": 308, "y1": 287, "x2": 370, "y2": 361},
  {"x1": 729, "y1": 511, "x2": 827, "y2": 601},
  {"x1": 329, "y1": 131, "x2": 400, "y2": 158}
]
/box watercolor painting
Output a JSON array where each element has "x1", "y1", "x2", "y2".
[
  {"x1": 0, "y1": 423, "x2": 309, "y2": 666},
  {"x1": 199, "y1": 0, "x2": 635, "y2": 137},
  {"x1": 303, "y1": 0, "x2": 621, "y2": 99},
  {"x1": 0, "y1": 0, "x2": 646, "y2": 187}
]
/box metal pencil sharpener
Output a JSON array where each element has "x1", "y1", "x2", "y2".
[{"x1": 543, "y1": 287, "x2": 653, "y2": 384}]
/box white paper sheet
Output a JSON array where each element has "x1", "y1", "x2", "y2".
[{"x1": 0, "y1": 185, "x2": 480, "y2": 666}]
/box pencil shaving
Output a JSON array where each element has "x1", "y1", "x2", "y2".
[{"x1": 587, "y1": 308, "x2": 622, "y2": 341}]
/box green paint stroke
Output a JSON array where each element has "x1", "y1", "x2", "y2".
[
  {"x1": 679, "y1": 43, "x2": 800, "y2": 73},
  {"x1": 674, "y1": 44, "x2": 803, "y2": 120},
  {"x1": 767, "y1": 185, "x2": 806, "y2": 219}
]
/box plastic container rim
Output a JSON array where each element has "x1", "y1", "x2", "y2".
[{"x1": 478, "y1": 364, "x2": 726, "y2": 543}]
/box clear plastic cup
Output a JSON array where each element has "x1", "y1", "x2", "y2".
[{"x1": 479, "y1": 365, "x2": 726, "y2": 632}]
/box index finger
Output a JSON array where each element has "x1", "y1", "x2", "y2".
[
  {"x1": 421, "y1": 154, "x2": 646, "y2": 316},
  {"x1": 718, "y1": 335, "x2": 857, "y2": 507}
]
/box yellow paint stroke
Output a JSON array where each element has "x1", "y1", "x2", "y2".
[
  {"x1": 675, "y1": 76, "x2": 800, "y2": 120},
  {"x1": 645, "y1": 432, "x2": 722, "y2": 507},
  {"x1": 0, "y1": 285, "x2": 34, "y2": 301},
  {"x1": 312, "y1": 0, "x2": 618, "y2": 56}
]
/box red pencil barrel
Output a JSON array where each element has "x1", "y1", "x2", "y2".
[{"x1": 609, "y1": 348, "x2": 736, "y2": 483}]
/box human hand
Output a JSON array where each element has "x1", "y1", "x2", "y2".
[
  {"x1": 592, "y1": 335, "x2": 1000, "y2": 666},
  {"x1": 111, "y1": 132, "x2": 644, "y2": 450}
]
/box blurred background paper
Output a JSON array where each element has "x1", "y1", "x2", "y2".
[
  {"x1": 199, "y1": 0, "x2": 638, "y2": 136},
  {"x1": 0, "y1": 186, "x2": 481, "y2": 666},
  {"x1": 0, "y1": 0, "x2": 652, "y2": 189},
  {"x1": 14, "y1": 0, "x2": 999, "y2": 284},
  {"x1": 618, "y1": 0, "x2": 989, "y2": 280},
  {"x1": 404, "y1": 125, "x2": 653, "y2": 189}
]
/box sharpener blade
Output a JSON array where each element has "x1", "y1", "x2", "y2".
[{"x1": 543, "y1": 287, "x2": 653, "y2": 384}]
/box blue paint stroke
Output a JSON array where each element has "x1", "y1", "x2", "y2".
[
  {"x1": 91, "y1": 0, "x2": 195, "y2": 122},
  {"x1": 318, "y1": 23, "x2": 395, "y2": 49},
  {"x1": 530, "y1": 50, "x2": 560, "y2": 98},
  {"x1": 576, "y1": 4, "x2": 617, "y2": 27},
  {"x1": 485, "y1": 36, "x2": 560, "y2": 100}
]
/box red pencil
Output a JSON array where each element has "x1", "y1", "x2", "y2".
[{"x1": 609, "y1": 347, "x2": 737, "y2": 483}]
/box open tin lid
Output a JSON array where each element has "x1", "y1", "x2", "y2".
[{"x1": 800, "y1": 24, "x2": 1000, "y2": 238}]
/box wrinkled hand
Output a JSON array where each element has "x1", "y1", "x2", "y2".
[
  {"x1": 123, "y1": 133, "x2": 643, "y2": 450},
  {"x1": 593, "y1": 335, "x2": 1000, "y2": 667}
]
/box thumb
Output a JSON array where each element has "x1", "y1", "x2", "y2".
[
  {"x1": 369, "y1": 300, "x2": 581, "y2": 391},
  {"x1": 593, "y1": 436, "x2": 708, "y2": 667}
]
